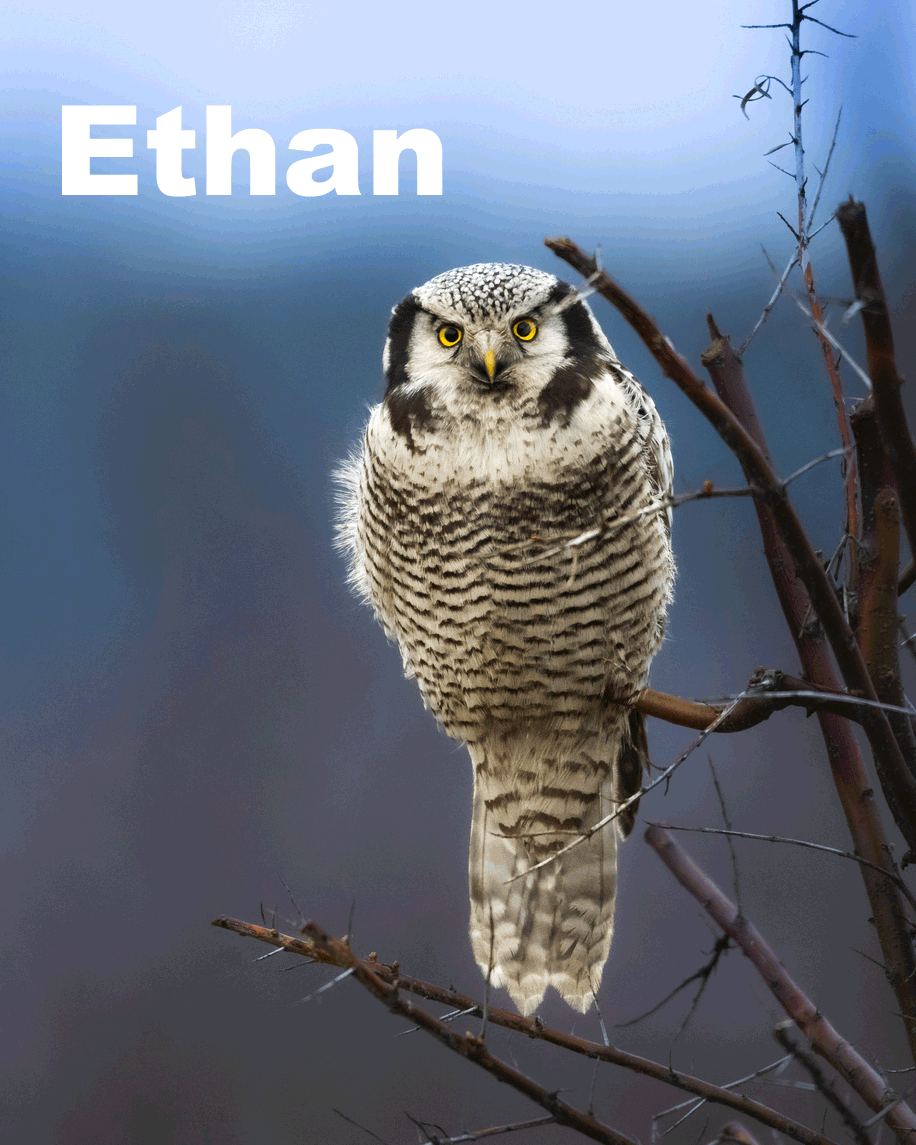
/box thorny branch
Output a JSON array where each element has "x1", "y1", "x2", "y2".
[
  {"x1": 302, "y1": 922, "x2": 636, "y2": 1145},
  {"x1": 212, "y1": 916, "x2": 844, "y2": 1145},
  {"x1": 646, "y1": 825, "x2": 916, "y2": 1142}
]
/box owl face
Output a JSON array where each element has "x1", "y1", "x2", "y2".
[{"x1": 381, "y1": 263, "x2": 618, "y2": 433}]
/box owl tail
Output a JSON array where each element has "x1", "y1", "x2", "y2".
[{"x1": 467, "y1": 712, "x2": 646, "y2": 1016}]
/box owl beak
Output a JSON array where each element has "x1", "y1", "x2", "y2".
[{"x1": 484, "y1": 350, "x2": 497, "y2": 381}]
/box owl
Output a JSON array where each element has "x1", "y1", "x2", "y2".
[{"x1": 336, "y1": 263, "x2": 674, "y2": 1015}]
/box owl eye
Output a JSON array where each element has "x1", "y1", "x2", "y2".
[
  {"x1": 512, "y1": 318, "x2": 538, "y2": 342},
  {"x1": 438, "y1": 325, "x2": 463, "y2": 348}
]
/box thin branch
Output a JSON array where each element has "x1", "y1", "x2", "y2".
[
  {"x1": 614, "y1": 935, "x2": 730, "y2": 1032},
  {"x1": 333, "y1": 1108, "x2": 393, "y2": 1144},
  {"x1": 773, "y1": 1022, "x2": 872, "y2": 1145},
  {"x1": 298, "y1": 922, "x2": 639, "y2": 1145},
  {"x1": 506, "y1": 694, "x2": 748, "y2": 879},
  {"x1": 739, "y1": 250, "x2": 799, "y2": 355},
  {"x1": 648, "y1": 823, "x2": 916, "y2": 915},
  {"x1": 785, "y1": 285, "x2": 874, "y2": 391},
  {"x1": 212, "y1": 916, "x2": 844, "y2": 1145},
  {"x1": 646, "y1": 825, "x2": 916, "y2": 1141},
  {"x1": 807, "y1": 107, "x2": 843, "y2": 231},
  {"x1": 431, "y1": 1115, "x2": 557, "y2": 1143},
  {"x1": 653, "y1": 1056, "x2": 793, "y2": 1142}
]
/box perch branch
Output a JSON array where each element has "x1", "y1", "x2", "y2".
[
  {"x1": 635, "y1": 671, "x2": 913, "y2": 732},
  {"x1": 212, "y1": 916, "x2": 844, "y2": 1145},
  {"x1": 646, "y1": 825, "x2": 916, "y2": 1142}
]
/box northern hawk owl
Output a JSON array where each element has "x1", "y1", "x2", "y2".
[{"x1": 337, "y1": 262, "x2": 674, "y2": 1014}]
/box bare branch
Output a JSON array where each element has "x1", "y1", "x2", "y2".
[
  {"x1": 646, "y1": 825, "x2": 916, "y2": 1141},
  {"x1": 212, "y1": 916, "x2": 844, "y2": 1145},
  {"x1": 807, "y1": 107, "x2": 843, "y2": 230},
  {"x1": 648, "y1": 823, "x2": 916, "y2": 915},
  {"x1": 508, "y1": 694, "x2": 748, "y2": 875},
  {"x1": 615, "y1": 935, "x2": 730, "y2": 1030},
  {"x1": 837, "y1": 199, "x2": 916, "y2": 567},
  {"x1": 333, "y1": 1108, "x2": 393, "y2": 1144},
  {"x1": 636, "y1": 671, "x2": 916, "y2": 734},
  {"x1": 301, "y1": 921, "x2": 637, "y2": 1145},
  {"x1": 738, "y1": 250, "x2": 799, "y2": 355},
  {"x1": 432, "y1": 1115, "x2": 557, "y2": 1142},
  {"x1": 773, "y1": 1022, "x2": 872, "y2": 1145}
]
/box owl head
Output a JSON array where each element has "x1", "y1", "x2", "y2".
[{"x1": 381, "y1": 263, "x2": 619, "y2": 432}]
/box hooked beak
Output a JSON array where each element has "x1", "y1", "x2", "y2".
[{"x1": 473, "y1": 332, "x2": 507, "y2": 386}]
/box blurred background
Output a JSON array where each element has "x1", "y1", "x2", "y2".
[{"x1": 3, "y1": 0, "x2": 915, "y2": 1141}]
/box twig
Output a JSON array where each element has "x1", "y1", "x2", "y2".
[
  {"x1": 301, "y1": 921, "x2": 638, "y2": 1145},
  {"x1": 636, "y1": 672, "x2": 916, "y2": 734},
  {"x1": 709, "y1": 757, "x2": 742, "y2": 914},
  {"x1": 647, "y1": 823, "x2": 916, "y2": 915},
  {"x1": 614, "y1": 935, "x2": 730, "y2": 1033},
  {"x1": 212, "y1": 916, "x2": 844, "y2": 1145},
  {"x1": 333, "y1": 1108, "x2": 393, "y2": 1143},
  {"x1": 431, "y1": 1115, "x2": 556, "y2": 1142},
  {"x1": 738, "y1": 249, "x2": 799, "y2": 355},
  {"x1": 773, "y1": 1022, "x2": 872, "y2": 1145},
  {"x1": 806, "y1": 107, "x2": 843, "y2": 232},
  {"x1": 654, "y1": 1054, "x2": 792, "y2": 1125},
  {"x1": 646, "y1": 825, "x2": 916, "y2": 1141},
  {"x1": 507, "y1": 695, "x2": 747, "y2": 877}
]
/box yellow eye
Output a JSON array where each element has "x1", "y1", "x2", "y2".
[
  {"x1": 438, "y1": 325, "x2": 463, "y2": 347},
  {"x1": 512, "y1": 318, "x2": 537, "y2": 342}
]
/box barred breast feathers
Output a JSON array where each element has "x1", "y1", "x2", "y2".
[{"x1": 334, "y1": 266, "x2": 675, "y2": 1014}]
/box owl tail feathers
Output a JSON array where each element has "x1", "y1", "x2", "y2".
[{"x1": 468, "y1": 761, "x2": 618, "y2": 1016}]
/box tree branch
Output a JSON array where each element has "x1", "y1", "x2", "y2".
[
  {"x1": 837, "y1": 199, "x2": 916, "y2": 565},
  {"x1": 301, "y1": 921, "x2": 634, "y2": 1145},
  {"x1": 773, "y1": 1022, "x2": 872, "y2": 1145},
  {"x1": 635, "y1": 671, "x2": 909, "y2": 732},
  {"x1": 545, "y1": 235, "x2": 916, "y2": 858},
  {"x1": 645, "y1": 825, "x2": 916, "y2": 1142},
  {"x1": 212, "y1": 916, "x2": 845, "y2": 1145}
]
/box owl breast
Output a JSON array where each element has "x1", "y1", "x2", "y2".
[
  {"x1": 351, "y1": 381, "x2": 672, "y2": 746},
  {"x1": 336, "y1": 261, "x2": 676, "y2": 1013}
]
